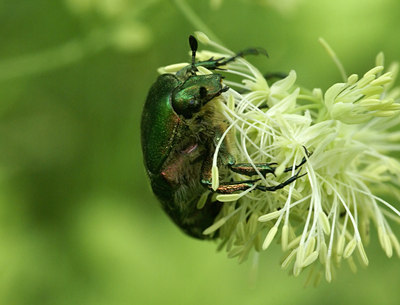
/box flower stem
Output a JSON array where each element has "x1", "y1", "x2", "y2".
[
  {"x1": 319, "y1": 37, "x2": 347, "y2": 82},
  {"x1": 173, "y1": 0, "x2": 222, "y2": 44}
]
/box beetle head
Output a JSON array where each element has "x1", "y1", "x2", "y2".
[{"x1": 172, "y1": 74, "x2": 225, "y2": 119}]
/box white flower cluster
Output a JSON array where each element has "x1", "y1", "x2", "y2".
[{"x1": 161, "y1": 32, "x2": 400, "y2": 283}]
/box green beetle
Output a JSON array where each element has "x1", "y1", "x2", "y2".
[{"x1": 141, "y1": 36, "x2": 307, "y2": 239}]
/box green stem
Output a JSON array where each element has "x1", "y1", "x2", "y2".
[
  {"x1": 319, "y1": 38, "x2": 347, "y2": 82},
  {"x1": 173, "y1": 0, "x2": 221, "y2": 44}
]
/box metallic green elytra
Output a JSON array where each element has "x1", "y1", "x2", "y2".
[{"x1": 141, "y1": 35, "x2": 307, "y2": 239}]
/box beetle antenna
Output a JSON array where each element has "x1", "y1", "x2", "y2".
[{"x1": 189, "y1": 35, "x2": 198, "y2": 69}]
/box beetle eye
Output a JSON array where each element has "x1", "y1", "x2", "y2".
[
  {"x1": 172, "y1": 85, "x2": 209, "y2": 119},
  {"x1": 188, "y1": 99, "x2": 201, "y2": 111},
  {"x1": 199, "y1": 86, "x2": 207, "y2": 99}
]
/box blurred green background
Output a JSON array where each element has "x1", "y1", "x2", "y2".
[{"x1": 1, "y1": 0, "x2": 400, "y2": 304}]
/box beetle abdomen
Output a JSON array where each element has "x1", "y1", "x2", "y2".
[{"x1": 150, "y1": 171, "x2": 221, "y2": 239}]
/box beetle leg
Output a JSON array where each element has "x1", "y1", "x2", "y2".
[
  {"x1": 201, "y1": 169, "x2": 306, "y2": 194},
  {"x1": 201, "y1": 147, "x2": 311, "y2": 194},
  {"x1": 201, "y1": 178, "x2": 266, "y2": 194},
  {"x1": 230, "y1": 149, "x2": 310, "y2": 177},
  {"x1": 217, "y1": 47, "x2": 269, "y2": 66},
  {"x1": 229, "y1": 162, "x2": 277, "y2": 177},
  {"x1": 257, "y1": 169, "x2": 306, "y2": 192},
  {"x1": 282, "y1": 156, "x2": 308, "y2": 173}
]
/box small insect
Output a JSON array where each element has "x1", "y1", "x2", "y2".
[{"x1": 141, "y1": 36, "x2": 307, "y2": 239}]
